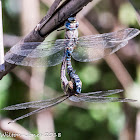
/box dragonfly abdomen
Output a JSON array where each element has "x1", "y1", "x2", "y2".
[{"x1": 66, "y1": 47, "x2": 82, "y2": 94}]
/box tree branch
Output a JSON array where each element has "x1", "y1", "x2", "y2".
[
  {"x1": 0, "y1": 0, "x2": 93, "y2": 80},
  {"x1": 35, "y1": 0, "x2": 63, "y2": 31},
  {"x1": 38, "y1": 0, "x2": 93, "y2": 36}
]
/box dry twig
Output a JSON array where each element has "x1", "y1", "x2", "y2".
[{"x1": 0, "y1": 118, "x2": 34, "y2": 140}]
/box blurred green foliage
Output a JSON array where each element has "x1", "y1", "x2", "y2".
[
  {"x1": 3, "y1": 0, "x2": 20, "y2": 35},
  {"x1": 0, "y1": 75, "x2": 11, "y2": 109},
  {"x1": 119, "y1": 3, "x2": 137, "y2": 26},
  {"x1": 129, "y1": 0, "x2": 140, "y2": 10},
  {"x1": 1, "y1": 0, "x2": 140, "y2": 140},
  {"x1": 78, "y1": 65, "x2": 101, "y2": 85}
]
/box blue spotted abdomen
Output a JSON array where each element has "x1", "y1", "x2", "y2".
[{"x1": 66, "y1": 46, "x2": 82, "y2": 94}]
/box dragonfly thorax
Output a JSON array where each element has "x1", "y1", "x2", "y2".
[
  {"x1": 65, "y1": 17, "x2": 79, "y2": 39},
  {"x1": 65, "y1": 29, "x2": 78, "y2": 39}
]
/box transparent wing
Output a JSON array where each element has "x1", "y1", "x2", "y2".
[
  {"x1": 69, "y1": 96, "x2": 136, "y2": 103},
  {"x1": 5, "y1": 49, "x2": 65, "y2": 67},
  {"x1": 79, "y1": 89, "x2": 124, "y2": 97},
  {"x1": 10, "y1": 40, "x2": 68, "y2": 57},
  {"x1": 72, "y1": 28, "x2": 140, "y2": 62},
  {"x1": 6, "y1": 95, "x2": 69, "y2": 124},
  {"x1": 2, "y1": 95, "x2": 67, "y2": 110},
  {"x1": 4, "y1": 39, "x2": 71, "y2": 67}
]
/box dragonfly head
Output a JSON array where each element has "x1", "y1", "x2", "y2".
[{"x1": 65, "y1": 17, "x2": 79, "y2": 30}]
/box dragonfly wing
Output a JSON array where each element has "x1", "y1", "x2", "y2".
[
  {"x1": 2, "y1": 95, "x2": 67, "y2": 110},
  {"x1": 77, "y1": 96, "x2": 137, "y2": 103},
  {"x1": 8, "y1": 107, "x2": 50, "y2": 123},
  {"x1": 7, "y1": 95, "x2": 69, "y2": 123},
  {"x1": 69, "y1": 96, "x2": 81, "y2": 102},
  {"x1": 79, "y1": 89, "x2": 124, "y2": 97},
  {"x1": 10, "y1": 40, "x2": 68, "y2": 57},
  {"x1": 5, "y1": 48, "x2": 65, "y2": 67},
  {"x1": 72, "y1": 41, "x2": 128, "y2": 62},
  {"x1": 72, "y1": 28, "x2": 140, "y2": 62},
  {"x1": 5, "y1": 39, "x2": 69, "y2": 67}
]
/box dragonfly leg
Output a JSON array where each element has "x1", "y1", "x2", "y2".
[{"x1": 60, "y1": 58, "x2": 69, "y2": 93}]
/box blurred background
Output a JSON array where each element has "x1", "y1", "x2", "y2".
[{"x1": 0, "y1": 0, "x2": 140, "y2": 140}]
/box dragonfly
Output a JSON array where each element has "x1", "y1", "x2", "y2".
[
  {"x1": 4, "y1": 17, "x2": 140, "y2": 94},
  {"x1": 4, "y1": 18, "x2": 140, "y2": 67},
  {"x1": 2, "y1": 58, "x2": 137, "y2": 124},
  {"x1": 2, "y1": 17, "x2": 138, "y2": 123}
]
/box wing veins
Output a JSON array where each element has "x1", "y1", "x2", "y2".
[
  {"x1": 8, "y1": 95, "x2": 69, "y2": 124},
  {"x1": 2, "y1": 95, "x2": 67, "y2": 110}
]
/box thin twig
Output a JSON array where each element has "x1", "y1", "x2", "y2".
[
  {"x1": 0, "y1": 118, "x2": 34, "y2": 140},
  {"x1": 36, "y1": 109, "x2": 55, "y2": 140},
  {"x1": 12, "y1": 68, "x2": 31, "y2": 86},
  {"x1": 135, "y1": 111, "x2": 140, "y2": 140}
]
